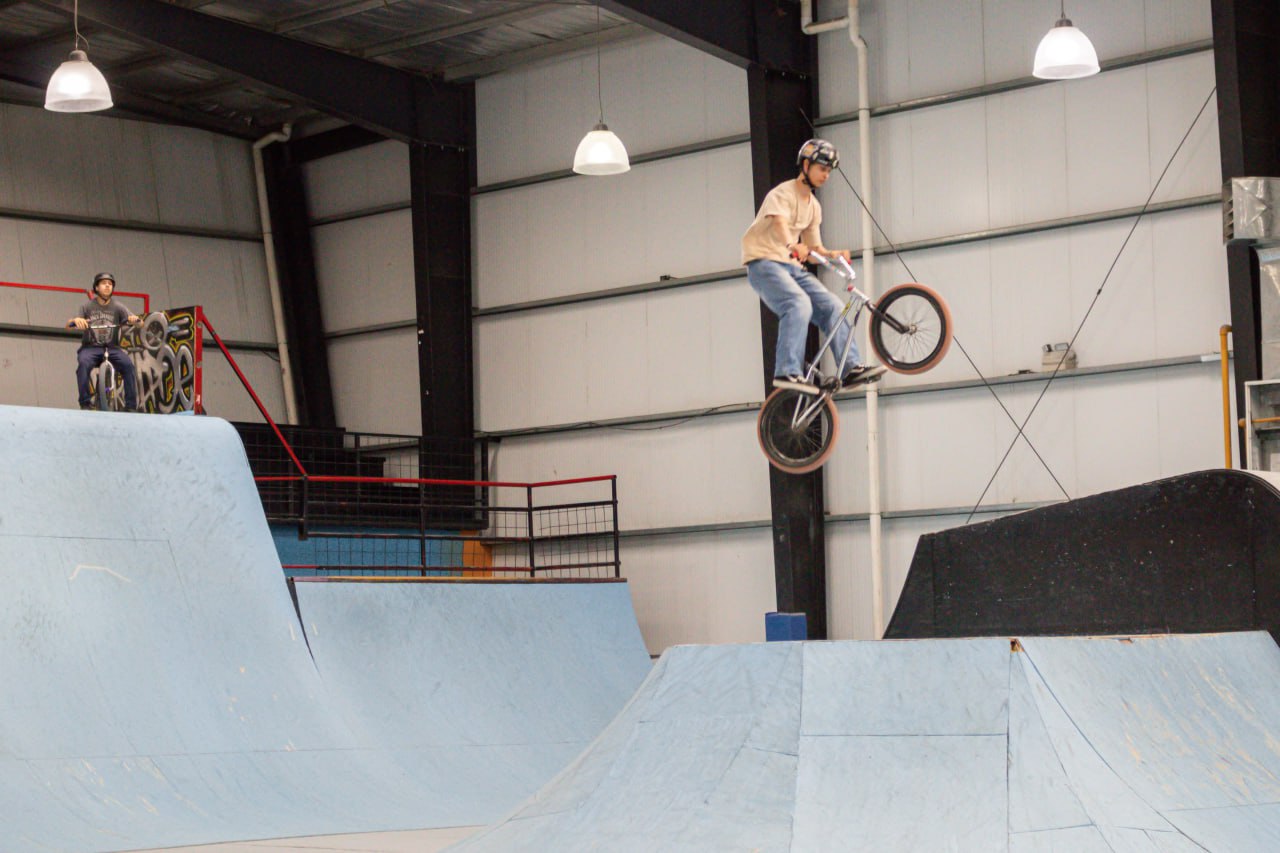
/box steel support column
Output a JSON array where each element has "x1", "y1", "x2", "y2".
[
  {"x1": 260, "y1": 143, "x2": 336, "y2": 427},
  {"x1": 1212, "y1": 0, "x2": 1280, "y2": 446},
  {"x1": 410, "y1": 84, "x2": 476, "y2": 447},
  {"x1": 748, "y1": 57, "x2": 826, "y2": 637}
]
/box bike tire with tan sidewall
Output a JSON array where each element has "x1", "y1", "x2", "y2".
[
  {"x1": 757, "y1": 388, "x2": 841, "y2": 475},
  {"x1": 869, "y1": 283, "x2": 953, "y2": 375}
]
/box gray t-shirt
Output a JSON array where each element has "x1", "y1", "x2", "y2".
[{"x1": 76, "y1": 299, "x2": 131, "y2": 347}]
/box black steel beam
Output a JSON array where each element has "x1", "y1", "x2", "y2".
[
  {"x1": 288, "y1": 124, "x2": 387, "y2": 164},
  {"x1": 260, "y1": 142, "x2": 336, "y2": 427},
  {"x1": 599, "y1": 0, "x2": 808, "y2": 71},
  {"x1": 411, "y1": 83, "x2": 476, "y2": 442},
  {"x1": 1211, "y1": 0, "x2": 1280, "y2": 451},
  {"x1": 747, "y1": 45, "x2": 827, "y2": 637},
  {"x1": 33, "y1": 0, "x2": 468, "y2": 145}
]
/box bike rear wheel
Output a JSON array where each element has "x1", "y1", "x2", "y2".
[
  {"x1": 869, "y1": 283, "x2": 953, "y2": 374},
  {"x1": 757, "y1": 388, "x2": 840, "y2": 474}
]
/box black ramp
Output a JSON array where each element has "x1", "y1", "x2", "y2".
[{"x1": 886, "y1": 469, "x2": 1280, "y2": 640}]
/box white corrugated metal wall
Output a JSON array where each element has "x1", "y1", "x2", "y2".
[
  {"x1": 0, "y1": 1, "x2": 1229, "y2": 655},
  {"x1": 461, "y1": 1, "x2": 1229, "y2": 652},
  {"x1": 0, "y1": 106, "x2": 284, "y2": 421}
]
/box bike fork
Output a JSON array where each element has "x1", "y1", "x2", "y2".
[{"x1": 787, "y1": 390, "x2": 828, "y2": 430}]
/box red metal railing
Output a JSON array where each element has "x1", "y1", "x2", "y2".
[
  {"x1": 0, "y1": 280, "x2": 151, "y2": 313},
  {"x1": 255, "y1": 474, "x2": 616, "y2": 489},
  {"x1": 1, "y1": 281, "x2": 622, "y2": 577},
  {"x1": 197, "y1": 306, "x2": 308, "y2": 477}
]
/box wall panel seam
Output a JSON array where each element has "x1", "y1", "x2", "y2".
[
  {"x1": 618, "y1": 500, "x2": 1057, "y2": 540},
  {"x1": 815, "y1": 40, "x2": 1214, "y2": 128},
  {"x1": 478, "y1": 354, "x2": 1221, "y2": 438},
  {"x1": 466, "y1": 40, "x2": 1212, "y2": 196},
  {"x1": 473, "y1": 133, "x2": 751, "y2": 195},
  {"x1": 0, "y1": 324, "x2": 276, "y2": 352},
  {"x1": 0, "y1": 209, "x2": 261, "y2": 242},
  {"x1": 473, "y1": 195, "x2": 1218, "y2": 318}
]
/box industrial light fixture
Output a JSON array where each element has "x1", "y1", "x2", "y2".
[
  {"x1": 45, "y1": 0, "x2": 113, "y2": 113},
  {"x1": 572, "y1": 4, "x2": 629, "y2": 176},
  {"x1": 1032, "y1": 1, "x2": 1100, "y2": 80}
]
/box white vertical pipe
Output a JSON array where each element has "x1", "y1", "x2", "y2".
[
  {"x1": 252, "y1": 124, "x2": 299, "y2": 425},
  {"x1": 801, "y1": 0, "x2": 886, "y2": 639},
  {"x1": 849, "y1": 1, "x2": 886, "y2": 640}
]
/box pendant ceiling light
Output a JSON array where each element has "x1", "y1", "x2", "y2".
[
  {"x1": 1032, "y1": 1, "x2": 1100, "y2": 80},
  {"x1": 572, "y1": 4, "x2": 629, "y2": 176},
  {"x1": 45, "y1": 0, "x2": 113, "y2": 112}
]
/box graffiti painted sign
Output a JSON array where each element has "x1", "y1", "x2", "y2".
[{"x1": 106, "y1": 306, "x2": 198, "y2": 413}]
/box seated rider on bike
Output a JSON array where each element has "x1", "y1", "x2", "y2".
[
  {"x1": 742, "y1": 138, "x2": 886, "y2": 392},
  {"x1": 67, "y1": 272, "x2": 140, "y2": 412}
]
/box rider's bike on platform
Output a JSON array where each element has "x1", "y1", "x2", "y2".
[
  {"x1": 74, "y1": 320, "x2": 138, "y2": 411},
  {"x1": 67, "y1": 272, "x2": 141, "y2": 412},
  {"x1": 756, "y1": 248, "x2": 952, "y2": 474}
]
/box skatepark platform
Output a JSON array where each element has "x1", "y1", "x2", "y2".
[
  {"x1": 0, "y1": 405, "x2": 650, "y2": 852},
  {"x1": 886, "y1": 469, "x2": 1280, "y2": 642},
  {"x1": 456, "y1": 632, "x2": 1280, "y2": 852}
]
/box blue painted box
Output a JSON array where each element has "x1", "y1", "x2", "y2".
[{"x1": 765, "y1": 611, "x2": 807, "y2": 641}]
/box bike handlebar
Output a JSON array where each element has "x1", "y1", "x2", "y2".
[
  {"x1": 794, "y1": 250, "x2": 858, "y2": 291},
  {"x1": 67, "y1": 318, "x2": 142, "y2": 330}
]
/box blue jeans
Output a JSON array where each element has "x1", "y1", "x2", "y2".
[
  {"x1": 747, "y1": 259, "x2": 859, "y2": 378},
  {"x1": 77, "y1": 345, "x2": 138, "y2": 409}
]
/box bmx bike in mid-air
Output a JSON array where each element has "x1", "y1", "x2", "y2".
[{"x1": 756, "y1": 253, "x2": 953, "y2": 474}]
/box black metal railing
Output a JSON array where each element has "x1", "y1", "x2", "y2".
[
  {"x1": 233, "y1": 423, "x2": 621, "y2": 579},
  {"x1": 234, "y1": 423, "x2": 488, "y2": 528},
  {"x1": 268, "y1": 474, "x2": 620, "y2": 579}
]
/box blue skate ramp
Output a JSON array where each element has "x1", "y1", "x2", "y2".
[
  {"x1": 290, "y1": 577, "x2": 652, "y2": 813},
  {"x1": 453, "y1": 632, "x2": 1280, "y2": 852},
  {"x1": 0, "y1": 405, "x2": 649, "y2": 852}
]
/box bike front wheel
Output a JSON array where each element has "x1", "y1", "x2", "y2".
[
  {"x1": 869, "y1": 283, "x2": 953, "y2": 374},
  {"x1": 757, "y1": 388, "x2": 840, "y2": 475}
]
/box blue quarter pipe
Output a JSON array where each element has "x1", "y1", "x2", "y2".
[{"x1": 0, "y1": 405, "x2": 650, "y2": 852}]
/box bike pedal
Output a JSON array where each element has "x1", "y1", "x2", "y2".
[{"x1": 772, "y1": 377, "x2": 821, "y2": 395}]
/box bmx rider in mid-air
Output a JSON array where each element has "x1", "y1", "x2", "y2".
[
  {"x1": 67, "y1": 272, "x2": 141, "y2": 412},
  {"x1": 742, "y1": 138, "x2": 885, "y2": 393}
]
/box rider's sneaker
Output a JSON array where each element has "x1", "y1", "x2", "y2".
[
  {"x1": 841, "y1": 364, "x2": 887, "y2": 388},
  {"x1": 773, "y1": 374, "x2": 820, "y2": 395},
  {"x1": 79, "y1": 403, "x2": 93, "y2": 411}
]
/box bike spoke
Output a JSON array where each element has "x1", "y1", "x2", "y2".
[
  {"x1": 878, "y1": 291, "x2": 945, "y2": 368},
  {"x1": 760, "y1": 389, "x2": 836, "y2": 469}
]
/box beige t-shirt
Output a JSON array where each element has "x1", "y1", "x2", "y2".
[{"x1": 741, "y1": 179, "x2": 822, "y2": 264}]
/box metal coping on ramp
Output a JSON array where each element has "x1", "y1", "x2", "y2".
[
  {"x1": 0, "y1": 405, "x2": 651, "y2": 852},
  {"x1": 453, "y1": 632, "x2": 1280, "y2": 852}
]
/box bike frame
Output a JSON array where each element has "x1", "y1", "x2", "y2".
[
  {"x1": 84, "y1": 320, "x2": 136, "y2": 411},
  {"x1": 784, "y1": 253, "x2": 892, "y2": 429}
]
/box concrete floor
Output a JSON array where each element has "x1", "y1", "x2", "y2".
[{"x1": 132, "y1": 826, "x2": 482, "y2": 853}]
